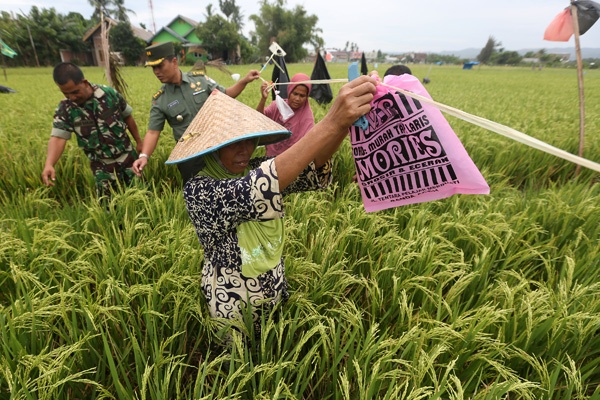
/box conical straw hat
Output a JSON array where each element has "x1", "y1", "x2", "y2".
[{"x1": 166, "y1": 90, "x2": 291, "y2": 164}]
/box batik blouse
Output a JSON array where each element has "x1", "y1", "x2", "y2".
[{"x1": 183, "y1": 156, "x2": 332, "y2": 323}]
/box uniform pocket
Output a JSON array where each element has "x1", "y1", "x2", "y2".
[
  {"x1": 74, "y1": 119, "x2": 96, "y2": 138},
  {"x1": 193, "y1": 89, "x2": 209, "y2": 105},
  {"x1": 167, "y1": 100, "x2": 186, "y2": 118},
  {"x1": 166, "y1": 100, "x2": 188, "y2": 128}
]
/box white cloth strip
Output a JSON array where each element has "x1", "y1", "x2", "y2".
[
  {"x1": 379, "y1": 82, "x2": 600, "y2": 174},
  {"x1": 273, "y1": 79, "x2": 349, "y2": 85},
  {"x1": 256, "y1": 75, "x2": 600, "y2": 173}
]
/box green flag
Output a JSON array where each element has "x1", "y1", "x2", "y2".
[{"x1": 0, "y1": 39, "x2": 18, "y2": 58}]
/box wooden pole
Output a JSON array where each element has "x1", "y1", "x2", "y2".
[
  {"x1": 26, "y1": 24, "x2": 40, "y2": 67},
  {"x1": 100, "y1": 13, "x2": 112, "y2": 86},
  {"x1": 1, "y1": 53, "x2": 6, "y2": 81},
  {"x1": 0, "y1": 36, "x2": 8, "y2": 80},
  {"x1": 570, "y1": 2, "x2": 585, "y2": 177},
  {"x1": 18, "y1": 10, "x2": 40, "y2": 67}
]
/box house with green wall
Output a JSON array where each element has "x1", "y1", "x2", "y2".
[{"x1": 149, "y1": 15, "x2": 207, "y2": 63}]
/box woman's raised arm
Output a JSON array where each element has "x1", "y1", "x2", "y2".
[{"x1": 274, "y1": 75, "x2": 376, "y2": 190}]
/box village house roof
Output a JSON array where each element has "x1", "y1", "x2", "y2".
[
  {"x1": 148, "y1": 15, "x2": 201, "y2": 45},
  {"x1": 82, "y1": 17, "x2": 153, "y2": 43}
]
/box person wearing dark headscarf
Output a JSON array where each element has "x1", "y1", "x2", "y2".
[{"x1": 384, "y1": 65, "x2": 412, "y2": 77}]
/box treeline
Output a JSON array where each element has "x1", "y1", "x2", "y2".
[
  {"x1": 0, "y1": 0, "x2": 327, "y2": 68},
  {"x1": 0, "y1": 8, "x2": 94, "y2": 67},
  {"x1": 474, "y1": 35, "x2": 593, "y2": 67}
]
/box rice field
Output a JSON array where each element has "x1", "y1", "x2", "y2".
[{"x1": 1, "y1": 62, "x2": 599, "y2": 399}]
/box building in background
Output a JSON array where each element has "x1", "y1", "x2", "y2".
[
  {"x1": 148, "y1": 15, "x2": 208, "y2": 64},
  {"x1": 79, "y1": 17, "x2": 153, "y2": 67}
]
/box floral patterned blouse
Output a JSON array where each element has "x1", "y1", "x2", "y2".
[{"x1": 183, "y1": 157, "x2": 332, "y2": 325}]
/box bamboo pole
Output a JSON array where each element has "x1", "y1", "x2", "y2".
[
  {"x1": 25, "y1": 23, "x2": 40, "y2": 67},
  {"x1": 1, "y1": 53, "x2": 6, "y2": 81},
  {"x1": 100, "y1": 11, "x2": 112, "y2": 86},
  {"x1": 570, "y1": 2, "x2": 585, "y2": 176}
]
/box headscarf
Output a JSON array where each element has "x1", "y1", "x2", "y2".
[
  {"x1": 287, "y1": 72, "x2": 312, "y2": 98},
  {"x1": 265, "y1": 73, "x2": 315, "y2": 157},
  {"x1": 197, "y1": 151, "x2": 284, "y2": 278}
]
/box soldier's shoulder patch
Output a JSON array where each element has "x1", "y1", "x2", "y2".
[
  {"x1": 152, "y1": 89, "x2": 164, "y2": 100},
  {"x1": 94, "y1": 84, "x2": 110, "y2": 96},
  {"x1": 190, "y1": 70, "x2": 205, "y2": 76}
]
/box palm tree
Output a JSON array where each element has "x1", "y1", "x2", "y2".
[
  {"x1": 219, "y1": 0, "x2": 244, "y2": 31},
  {"x1": 88, "y1": 0, "x2": 113, "y2": 21},
  {"x1": 88, "y1": 0, "x2": 135, "y2": 22},
  {"x1": 204, "y1": 4, "x2": 214, "y2": 19},
  {"x1": 112, "y1": 0, "x2": 136, "y2": 22}
]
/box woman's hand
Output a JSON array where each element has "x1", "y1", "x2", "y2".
[
  {"x1": 320, "y1": 75, "x2": 377, "y2": 134},
  {"x1": 242, "y1": 70, "x2": 260, "y2": 84},
  {"x1": 260, "y1": 81, "x2": 269, "y2": 100},
  {"x1": 274, "y1": 75, "x2": 377, "y2": 190}
]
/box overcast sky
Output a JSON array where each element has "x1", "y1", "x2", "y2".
[{"x1": 2, "y1": 0, "x2": 598, "y2": 54}]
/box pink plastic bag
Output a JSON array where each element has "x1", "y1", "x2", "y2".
[
  {"x1": 544, "y1": 8, "x2": 574, "y2": 42},
  {"x1": 349, "y1": 74, "x2": 489, "y2": 212}
]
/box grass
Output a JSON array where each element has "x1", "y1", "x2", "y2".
[{"x1": 0, "y1": 62, "x2": 599, "y2": 399}]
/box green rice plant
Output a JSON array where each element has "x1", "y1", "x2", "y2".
[{"x1": 1, "y1": 64, "x2": 600, "y2": 399}]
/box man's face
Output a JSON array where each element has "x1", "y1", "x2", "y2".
[
  {"x1": 151, "y1": 58, "x2": 179, "y2": 84},
  {"x1": 57, "y1": 80, "x2": 92, "y2": 106}
]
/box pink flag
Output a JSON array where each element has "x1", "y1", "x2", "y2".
[
  {"x1": 349, "y1": 74, "x2": 489, "y2": 212},
  {"x1": 544, "y1": 8, "x2": 574, "y2": 41}
]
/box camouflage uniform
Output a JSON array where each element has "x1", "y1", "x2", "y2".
[
  {"x1": 148, "y1": 70, "x2": 226, "y2": 182},
  {"x1": 51, "y1": 83, "x2": 138, "y2": 197}
]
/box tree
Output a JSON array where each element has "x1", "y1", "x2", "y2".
[
  {"x1": 0, "y1": 11, "x2": 26, "y2": 66},
  {"x1": 196, "y1": 14, "x2": 243, "y2": 61},
  {"x1": 219, "y1": 0, "x2": 244, "y2": 31},
  {"x1": 88, "y1": 0, "x2": 113, "y2": 21},
  {"x1": 477, "y1": 35, "x2": 501, "y2": 65},
  {"x1": 60, "y1": 12, "x2": 90, "y2": 54},
  {"x1": 491, "y1": 50, "x2": 522, "y2": 65},
  {"x1": 425, "y1": 53, "x2": 463, "y2": 65},
  {"x1": 112, "y1": 0, "x2": 135, "y2": 22},
  {"x1": 1, "y1": 8, "x2": 87, "y2": 67},
  {"x1": 19, "y1": 7, "x2": 89, "y2": 66},
  {"x1": 204, "y1": 4, "x2": 214, "y2": 19},
  {"x1": 110, "y1": 21, "x2": 144, "y2": 65},
  {"x1": 219, "y1": 0, "x2": 237, "y2": 20},
  {"x1": 249, "y1": 0, "x2": 323, "y2": 62},
  {"x1": 88, "y1": 0, "x2": 134, "y2": 22}
]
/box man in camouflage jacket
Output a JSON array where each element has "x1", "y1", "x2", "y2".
[{"x1": 42, "y1": 62, "x2": 143, "y2": 198}]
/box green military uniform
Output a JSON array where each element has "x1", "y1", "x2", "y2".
[
  {"x1": 51, "y1": 83, "x2": 138, "y2": 197},
  {"x1": 148, "y1": 70, "x2": 226, "y2": 182}
]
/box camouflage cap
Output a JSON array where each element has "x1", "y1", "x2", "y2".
[{"x1": 145, "y1": 42, "x2": 175, "y2": 67}]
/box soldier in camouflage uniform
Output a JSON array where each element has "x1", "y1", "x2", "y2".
[
  {"x1": 132, "y1": 42, "x2": 261, "y2": 184},
  {"x1": 42, "y1": 62, "x2": 143, "y2": 198}
]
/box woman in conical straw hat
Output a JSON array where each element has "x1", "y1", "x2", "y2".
[{"x1": 168, "y1": 76, "x2": 376, "y2": 338}]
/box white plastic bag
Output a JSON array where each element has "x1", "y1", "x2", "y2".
[{"x1": 275, "y1": 94, "x2": 294, "y2": 121}]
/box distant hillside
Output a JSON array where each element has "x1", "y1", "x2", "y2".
[{"x1": 437, "y1": 47, "x2": 600, "y2": 60}]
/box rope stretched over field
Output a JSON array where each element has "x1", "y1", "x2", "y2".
[
  {"x1": 273, "y1": 78, "x2": 350, "y2": 85},
  {"x1": 269, "y1": 78, "x2": 600, "y2": 174},
  {"x1": 378, "y1": 82, "x2": 600, "y2": 174}
]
